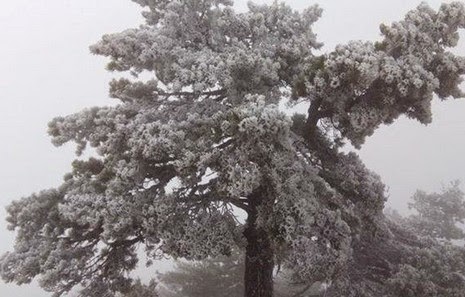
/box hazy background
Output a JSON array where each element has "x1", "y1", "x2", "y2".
[{"x1": 0, "y1": 0, "x2": 464, "y2": 295}]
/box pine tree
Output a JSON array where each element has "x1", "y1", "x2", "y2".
[
  {"x1": 407, "y1": 181, "x2": 465, "y2": 241},
  {"x1": 118, "y1": 279, "x2": 159, "y2": 297},
  {"x1": 158, "y1": 250, "x2": 244, "y2": 297},
  {"x1": 377, "y1": 183, "x2": 465, "y2": 297},
  {"x1": 1, "y1": 1, "x2": 465, "y2": 297}
]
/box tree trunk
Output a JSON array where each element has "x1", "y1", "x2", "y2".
[{"x1": 243, "y1": 190, "x2": 274, "y2": 297}]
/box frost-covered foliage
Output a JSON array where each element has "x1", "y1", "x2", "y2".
[
  {"x1": 296, "y1": 2, "x2": 465, "y2": 147},
  {"x1": 324, "y1": 221, "x2": 465, "y2": 297},
  {"x1": 407, "y1": 181, "x2": 465, "y2": 241},
  {"x1": 387, "y1": 243, "x2": 465, "y2": 297},
  {"x1": 1, "y1": 1, "x2": 465, "y2": 296},
  {"x1": 91, "y1": 0, "x2": 321, "y2": 102},
  {"x1": 328, "y1": 183, "x2": 465, "y2": 297},
  {"x1": 364, "y1": 183, "x2": 465, "y2": 297}
]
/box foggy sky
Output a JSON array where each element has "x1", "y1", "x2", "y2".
[{"x1": 0, "y1": 0, "x2": 464, "y2": 296}]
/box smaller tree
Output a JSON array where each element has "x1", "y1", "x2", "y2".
[
  {"x1": 375, "y1": 183, "x2": 465, "y2": 297},
  {"x1": 157, "y1": 250, "x2": 323, "y2": 297},
  {"x1": 76, "y1": 279, "x2": 159, "y2": 297},
  {"x1": 407, "y1": 181, "x2": 465, "y2": 241},
  {"x1": 158, "y1": 250, "x2": 244, "y2": 297},
  {"x1": 119, "y1": 279, "x2": 159, "y2": 297}
]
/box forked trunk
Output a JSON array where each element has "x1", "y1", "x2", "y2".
[{"x1": 243, "y1": 191, "x2": 274, "y2": 297}]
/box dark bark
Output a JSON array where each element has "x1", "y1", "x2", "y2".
[{"x1": 243, "y1": 189, "x2": 274, "y2": 297}]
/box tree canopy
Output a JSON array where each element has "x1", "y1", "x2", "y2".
[{"x1": 1, "y1": 1, "x2": 465, "y2": 297}]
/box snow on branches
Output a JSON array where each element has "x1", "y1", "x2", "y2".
[{"x1": 2, "y1": 1, "x2": 465, "y2": 296}]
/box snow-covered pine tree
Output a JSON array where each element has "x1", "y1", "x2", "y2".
[
  {"x1": 2, "y1": 1, "x2": 465, "y2": 296},
  {"x1": 379, "y1": 183, "x2": 465, "y2": 297},
  {"x1": 407, "y1": 181, "x2": 465, "y2": 241},
  {"x1": 158, "y1": 249, "x2": 244, "y2": 297}
]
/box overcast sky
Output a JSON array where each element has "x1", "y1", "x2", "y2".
[{"x1": 0, "y1": 0, "x2": 464, "y2": 296}]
